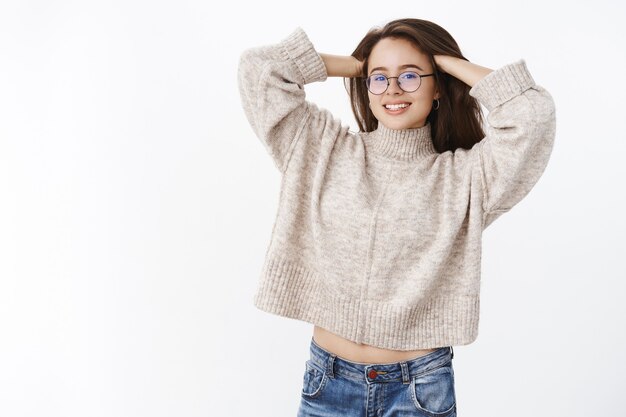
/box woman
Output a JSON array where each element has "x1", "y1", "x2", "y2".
[{"x1": 237, "y1": 18, "x2": 555, "y2": 416}]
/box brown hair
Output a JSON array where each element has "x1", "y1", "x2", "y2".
[{"x1": 345, "y1": 18, "x2": 485, "y2": 153}]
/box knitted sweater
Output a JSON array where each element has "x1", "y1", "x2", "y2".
[{"x1": 237, "y1": 27, "x2": 556, "y2": 350}]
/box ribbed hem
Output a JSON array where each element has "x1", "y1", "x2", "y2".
[
  {"x1": 363, "y1": 122, "x2": 438, "y2": 162},
  {"x1": 469, "y1": 59, "x2": 536, "y2": 111},
  {"x1": 253, "y1": 254, "x2": 480, "y2": 351},
  {"x1": 279, "y1": 27, "x2": 328, "y2": 85}
]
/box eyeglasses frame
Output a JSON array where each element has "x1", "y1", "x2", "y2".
[{"x1": 364, "y1": 71, "x2": 435, "y2": 95}]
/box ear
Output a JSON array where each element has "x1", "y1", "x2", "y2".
[{"x1": 431, "y1": 75, "x2": 440, "y2": 100}]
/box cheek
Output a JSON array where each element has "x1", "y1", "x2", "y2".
[
  {"x1": 422, "y1": 84, "x2": 438, "y2": 99},
  {"x1": 411, "y1": 92, "x2": 435, "y2": 108},
  {"x1": 367, "y1": 95, "x2": 381, "y2": 111}
]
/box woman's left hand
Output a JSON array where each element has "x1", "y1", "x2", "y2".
[
  {"x1": 433, "y1": 55, "x2": 450, "y2": 74},
  {"x1": 432, "y1": 55, "x2": 493, "y2": 88}
]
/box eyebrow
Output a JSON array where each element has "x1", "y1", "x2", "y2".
[{"x1": 369, "y1": 64, "x2": 424, "y2": 74}]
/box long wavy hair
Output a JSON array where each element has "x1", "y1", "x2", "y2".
[{"x1": 345, "y1": 18, "x2": 485, "y2": 153}]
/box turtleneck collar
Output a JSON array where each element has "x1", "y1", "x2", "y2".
[{"x1": 362, "y1": 122, "x2": 438, "y2": 162}]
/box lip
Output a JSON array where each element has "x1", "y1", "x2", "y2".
[
  {"x1": 382, "y1": 102, "x2": 411, "y2": 115},
  {"x1": 383, "y1": 101, "x2": 412, "y2": 105}
]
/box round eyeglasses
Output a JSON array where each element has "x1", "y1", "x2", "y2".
[{"x1": 365, "y1": 71, "x2": 435, "y2": 95}]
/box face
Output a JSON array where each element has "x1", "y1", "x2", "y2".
[{"x1": 366, "y1": 37, "x2": 439, "y2": 130}]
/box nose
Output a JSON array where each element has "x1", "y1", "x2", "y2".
[{"x1": 386, "y1": 78, "x2": 403, "y2": 95}]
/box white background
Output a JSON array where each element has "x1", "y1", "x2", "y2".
[{"x1": 1, "y1": 0, "x2": 625, "y2": 416}]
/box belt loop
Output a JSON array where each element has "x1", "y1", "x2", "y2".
[
  {"x1": 450, "y1": 346, "x2": 454, "y2": 359},
  {"x1": 326, "y1": 353, "x2": 336, "y2": 378},
  {"x1": 400, "y1": 362, "x2": 410, "y2": 384}
]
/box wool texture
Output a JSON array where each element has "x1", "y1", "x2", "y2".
[{"x1": 237, "y1": 27, "x2": 556, "y2": 350}]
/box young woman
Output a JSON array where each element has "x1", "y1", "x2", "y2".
[{"x1": 238, "y1": 18, "x2": 555, "y2": 417}]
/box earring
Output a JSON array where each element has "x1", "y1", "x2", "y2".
[{"x1": 433, "y1": 99, "x2": 440, "y2": 110}]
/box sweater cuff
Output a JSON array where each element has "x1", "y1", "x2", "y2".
[
  {"x1": 469, "y1": 59, "x2": 536, "y2": 111},
  {"x1": 280, "y1": 27, "x2": 328, "y2": 85}
]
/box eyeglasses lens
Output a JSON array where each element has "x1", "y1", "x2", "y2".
[
  {"x1": 366, "y1": 72, "x2": 421, "y2": 94},
  {"x1": 398, "y1": 72, "x2": 420, "y2": 92},
  {"x1": 367, "y1": 75, "x2": 388, "y2": 94}
]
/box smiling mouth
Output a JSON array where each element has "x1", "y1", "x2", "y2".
[{"x1": 383, "y1": 103, "x2": 411, "y2": 113}]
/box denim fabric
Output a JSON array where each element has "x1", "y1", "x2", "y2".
[{"x1": 297, "y1": 337, "x2": 456, "y2": 417}]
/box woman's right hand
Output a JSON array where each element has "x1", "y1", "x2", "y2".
[
  {"x1": 351, "y1": 56, "x2": 364, "y2": 78},
  {"x1": 320, "y1": 53, "x2": 363, "y2": 78}
]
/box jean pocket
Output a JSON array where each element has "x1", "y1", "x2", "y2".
[
  {"x1": 301, "y1": 359, "x2": 329, "y2": 399},
  {"x1": 409, "y1": 363, "x2": 456, "y2": 417}
]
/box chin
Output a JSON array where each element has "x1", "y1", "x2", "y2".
[
  {"x1": 382, "y1": 119, "x2": 419, "y2": 130},
  {"x1": 376, "y1": 111, "x2": 424, "y2": 130}
]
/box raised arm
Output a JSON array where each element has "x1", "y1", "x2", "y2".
[
  {"x1": 434, "y1": 55, "x2": 494, "y2": 87},
  {"x1": 437, "y1": 56, "x2": 556, "y2": 228},
  {"x1": 237, "y1": 28, "x2": 329, "y2": 174},
  {"x1": 318, "y1": 53, "x2": 363, "y2": 78}
]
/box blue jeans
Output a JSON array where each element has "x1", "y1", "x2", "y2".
[{"x1": 297, "y1": 337, "x2": 457, "y2": 417}]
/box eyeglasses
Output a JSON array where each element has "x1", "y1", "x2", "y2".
[{"x1": 365, "y1": 71, "x2": 434, "y2": 95}]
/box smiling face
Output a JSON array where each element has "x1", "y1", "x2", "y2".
[{"x1": 367, "y1": 37, "x2": 439, "y2": 130}]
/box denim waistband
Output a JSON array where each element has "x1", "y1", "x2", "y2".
[{"x1": 308, "y1": 337, "x2": 454, "y2": 384}]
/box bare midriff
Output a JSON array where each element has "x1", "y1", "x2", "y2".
[{"x1": 313, "y1": 325, "x2": 438, "y2": 364}]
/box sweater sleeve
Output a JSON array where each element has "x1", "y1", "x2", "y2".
[
  {"x1": 237, "y1": 27, "x2": 330, "y2": 174},
  {"x1": 467, "y1": 60, "x2": 556, "y2": 229}
]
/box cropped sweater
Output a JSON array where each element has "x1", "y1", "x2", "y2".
[{"x1": 237, "y1": 27, "x2": 556, "y2": 350}]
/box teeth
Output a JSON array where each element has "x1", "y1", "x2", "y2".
[{"x1": 385, "y1": 103, "x2": 409, "y2": 110}]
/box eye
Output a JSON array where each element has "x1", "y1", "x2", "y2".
[
  {"x1": 400, "y1": 72, "x2": 418, "y2": 79},
  {"x1": 372, "y1": 74, "x2": 387, "y2": 82}
]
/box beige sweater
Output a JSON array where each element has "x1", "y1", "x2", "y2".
[{"x1": 237, "y1": 27, "x2": 556, "y2": 350}]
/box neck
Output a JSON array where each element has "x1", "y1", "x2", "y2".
[{"x1": 363, "y1": 122, "x2": 437, "y2": 162}]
